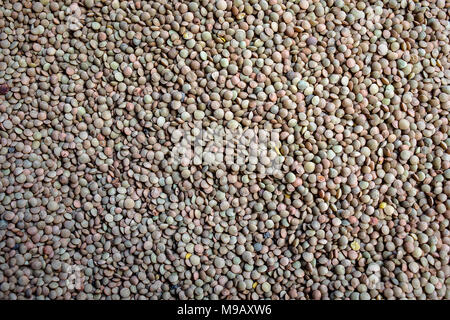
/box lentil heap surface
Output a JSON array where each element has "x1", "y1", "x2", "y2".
[{"x1": 0, "y1": 0, "x2": 449, "y2": 300}]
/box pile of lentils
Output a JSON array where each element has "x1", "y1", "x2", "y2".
[{"x1": 0, "y1": 0, "x2": 449, "y2": 300}]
